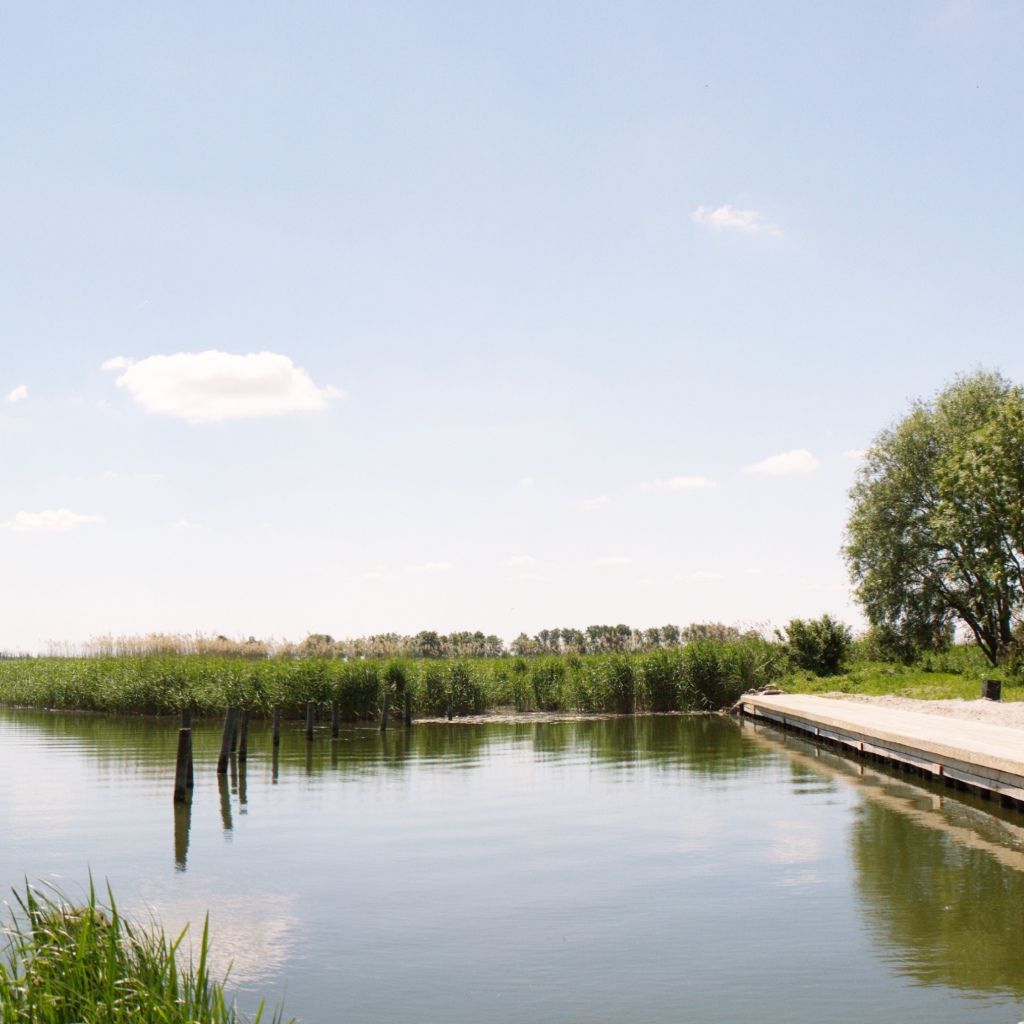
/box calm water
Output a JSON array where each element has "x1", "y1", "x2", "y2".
[{"x1": 1, "y1": 709, "x2": 1023, "y2": 1023}]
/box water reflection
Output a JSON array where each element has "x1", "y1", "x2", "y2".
[
  {"x1": 217, "y1": 770, "x2": 233, "y2": 832},
  {"x1": 744, "y1": 720, "x2": 1024, "y2": 998},
  {"x1": 173, "y1": 800, "x2": 191, "y2": 871},
  {"x1": 0, "y1": 709, "x2": 774, "y2": 782},
  {"x1": 6, "y1": 707, "x2": 1024, "y2": 1018}
]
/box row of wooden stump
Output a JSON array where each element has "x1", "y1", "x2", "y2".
[{"x1": 173, "y1": 694, "x2": 455, "y2": 803}]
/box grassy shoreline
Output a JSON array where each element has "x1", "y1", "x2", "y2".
[
  {"x1": 0, "y1": 640, "x2": 784, "y2": 718},
  {"x1": 0, "y1": 639, "x2": 1017, "y2": 720}
]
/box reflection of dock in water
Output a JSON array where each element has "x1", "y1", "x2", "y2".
[
  {"x1": 741, "y1": 694, "x2": 1024, "y2": 808},
  {"x1": 742, "y1": 717, "x2": 1024, "y2": 874}
]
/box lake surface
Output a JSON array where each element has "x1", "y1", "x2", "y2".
[{"x1": 1, "y1": 709, "x2": 1023, "y2": 1023}]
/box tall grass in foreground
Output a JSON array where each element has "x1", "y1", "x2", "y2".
[
  {"x1": 0, "y1": 639, "x2": 786, "y2": 718},
  {"x1": 0, "y1": 882, "x2": 290, "y2": 1023}
]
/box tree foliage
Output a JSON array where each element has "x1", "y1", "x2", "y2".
[{"x1": 845, "y1": 371, "x2": 1024, "y2": 665}]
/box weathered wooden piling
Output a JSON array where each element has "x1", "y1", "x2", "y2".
[
  {"x1": 239, "y1": 710, "x2": 250, "y2": 762},
  {"x1": 404, "y1": 691, "x2": 412, "y2": 728},
  {"x1": 305, "y1": 701, "x2": 314, "y2": 741},
  {"x1": 380, "y1": 693, "x2": 390, "y2": 732},
  {"x1": 216, "y1": 708, "x2": 238, "y2": 774},
  {"x1": 173, "y1": 728, "x2": 192, "y2": 803},
  {"x1": 179, "y1": 708, "x2": 195, "y2": 787},
  {"x1": 272, "y1": 705, "x2": 281, "y2": 747},
  {"x1": 331, "y1": 702, "x2": 340, "y2": 738},
  {"x1": 446, "y1": 695, "x2": 453, "y2": 721},
  {"x1": 229, "y1": 707, "x2": 239, "y2": 753}
]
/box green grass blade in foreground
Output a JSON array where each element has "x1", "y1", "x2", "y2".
[{"x1": 0, "y1": 882, "x2": 292, "y2": 1023}]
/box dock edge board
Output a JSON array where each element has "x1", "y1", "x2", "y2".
[{"x1": 739, "y1": 701, "x2": 1024, "y2": 807}]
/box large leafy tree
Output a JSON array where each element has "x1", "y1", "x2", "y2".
[{"x1": 845, "y1": 372, "x2": 1024, "y2": 665}]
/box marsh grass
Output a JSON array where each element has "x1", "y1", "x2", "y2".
[
  {"x1": 0, "y1": 881, "x2": 289, "y2": 1023},
  {"x1": 0, "y1": 638, "x2": 784, "y2": 719}
]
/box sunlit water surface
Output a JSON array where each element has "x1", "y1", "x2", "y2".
[{"x1": 1, "y1": 710, "x2": 1023, "y2": 1023}]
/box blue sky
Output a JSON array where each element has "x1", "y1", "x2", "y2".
[{"x1": 2, "y1": 2, "x2": 1023, "y2": 651}]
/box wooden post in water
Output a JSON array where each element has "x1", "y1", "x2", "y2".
[
  {"x1": 379, "y1": 693, "x2": 390, "y2": 732},
  {"x1": 173, "y1": 728, "x2": 192, "y2": 803},
  {"x1": 446, "y1": 695, "x2": 453, "y2": 721},
  {"x1": 305, "y1": 701, "x2": 314, "y2": 741},
  {"x1": 239, "y1": 710, "x2": 250, "y2": 762},
  {"x1": 229, "y1": 707, "x2": 239, "y2": 753},
  {"x1": 216, "y1": 708, "x2": 236, "y2": 774},
  {"x1": 179, "y1": 708, "x2": 195, "y2": 787},
  {"x1": 272, "y1": 705, "x2": 281, "y2": 747},
  {"x1": 404, "y1": 690, "x2": 412, "y2": 728},
  {"x1": 331, "y1": 702, "x2": 340, "y2": 738}
]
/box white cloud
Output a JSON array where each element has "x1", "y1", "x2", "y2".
[
  {"x1": 582, "y1": 495, "x2": 610, "y2": 510},
  {"x1": 506, "y1": 555, "x2": 537, "y2": 568},
  {"x1": 518, "y1": 477, "x2": 536, "y2": 490},
  {"x1": 843, "y1": 448, "x2": 867, "y2": 461},
  {"x1": 1, "y1": 509, "x2": 103, "y2": 534},
  {"x1": 102, "y1": 350, "x2": 343, "y2": 424},
  {"x1": 673, "y1": 570, "x2": 724, "y2": 583},
  {"x1": 361, "y1": 566, "x2": 392, "y2": 580},
  {"x1": 6, "y1": 384, "x2": 28, "y2": 403},
  {"x1": 692, "y1": 204, "x2": 781, "y2": 237},
  {"x1": 594, "y1": 555, "x2": 632, "y2": 568},
  {"x1": 744, "y1": 449, "x2": 819, "y2": 476},
  {"x1": 406, "y1": 561, "x2": 453, "y2": 574},
  {"x1": 641, "y1": 475, "x2": 717, "y2": 492},
  {"x1": 172, "y1": 519, "x2": 203, "y2": 531}
]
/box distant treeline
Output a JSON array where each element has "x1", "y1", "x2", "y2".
[{"x1": 42, "y1": 623, "x2": 756, "y2": 661}]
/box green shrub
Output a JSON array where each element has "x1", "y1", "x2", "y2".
[{"x1": 781, "y1": 616, "x2": 853, "y2": 676}]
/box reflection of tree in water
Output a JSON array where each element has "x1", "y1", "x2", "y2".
[{"x1": 852, "y1": 799, "x2": 1024, "y2": 996}]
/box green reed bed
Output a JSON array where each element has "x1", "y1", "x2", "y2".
[
  {"x1": 0, "y1": 638, "x2": 785, "y2": 719},
  {"x1": 0, "y1": 882, "x2": 288, "y2": 1024}
]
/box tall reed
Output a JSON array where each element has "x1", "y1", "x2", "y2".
[
  {"x1": 0, "y1": 881, "x2": 289, "y2": 1023},
  {"x1": 0, "y1": 638, "x2": 784, "y2": 719}
]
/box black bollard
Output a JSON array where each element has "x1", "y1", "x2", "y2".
[{"x1": 982, "y1": 678, "x2": 1002, "y2": 701}]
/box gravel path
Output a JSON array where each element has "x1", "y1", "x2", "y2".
[{"x1": 820, "y1": 693, "x2": 1024, "y2": 729}]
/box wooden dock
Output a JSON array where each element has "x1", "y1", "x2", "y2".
[{"x1": 739, "y1": 694, "x2": 1024, "y2": 808}]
